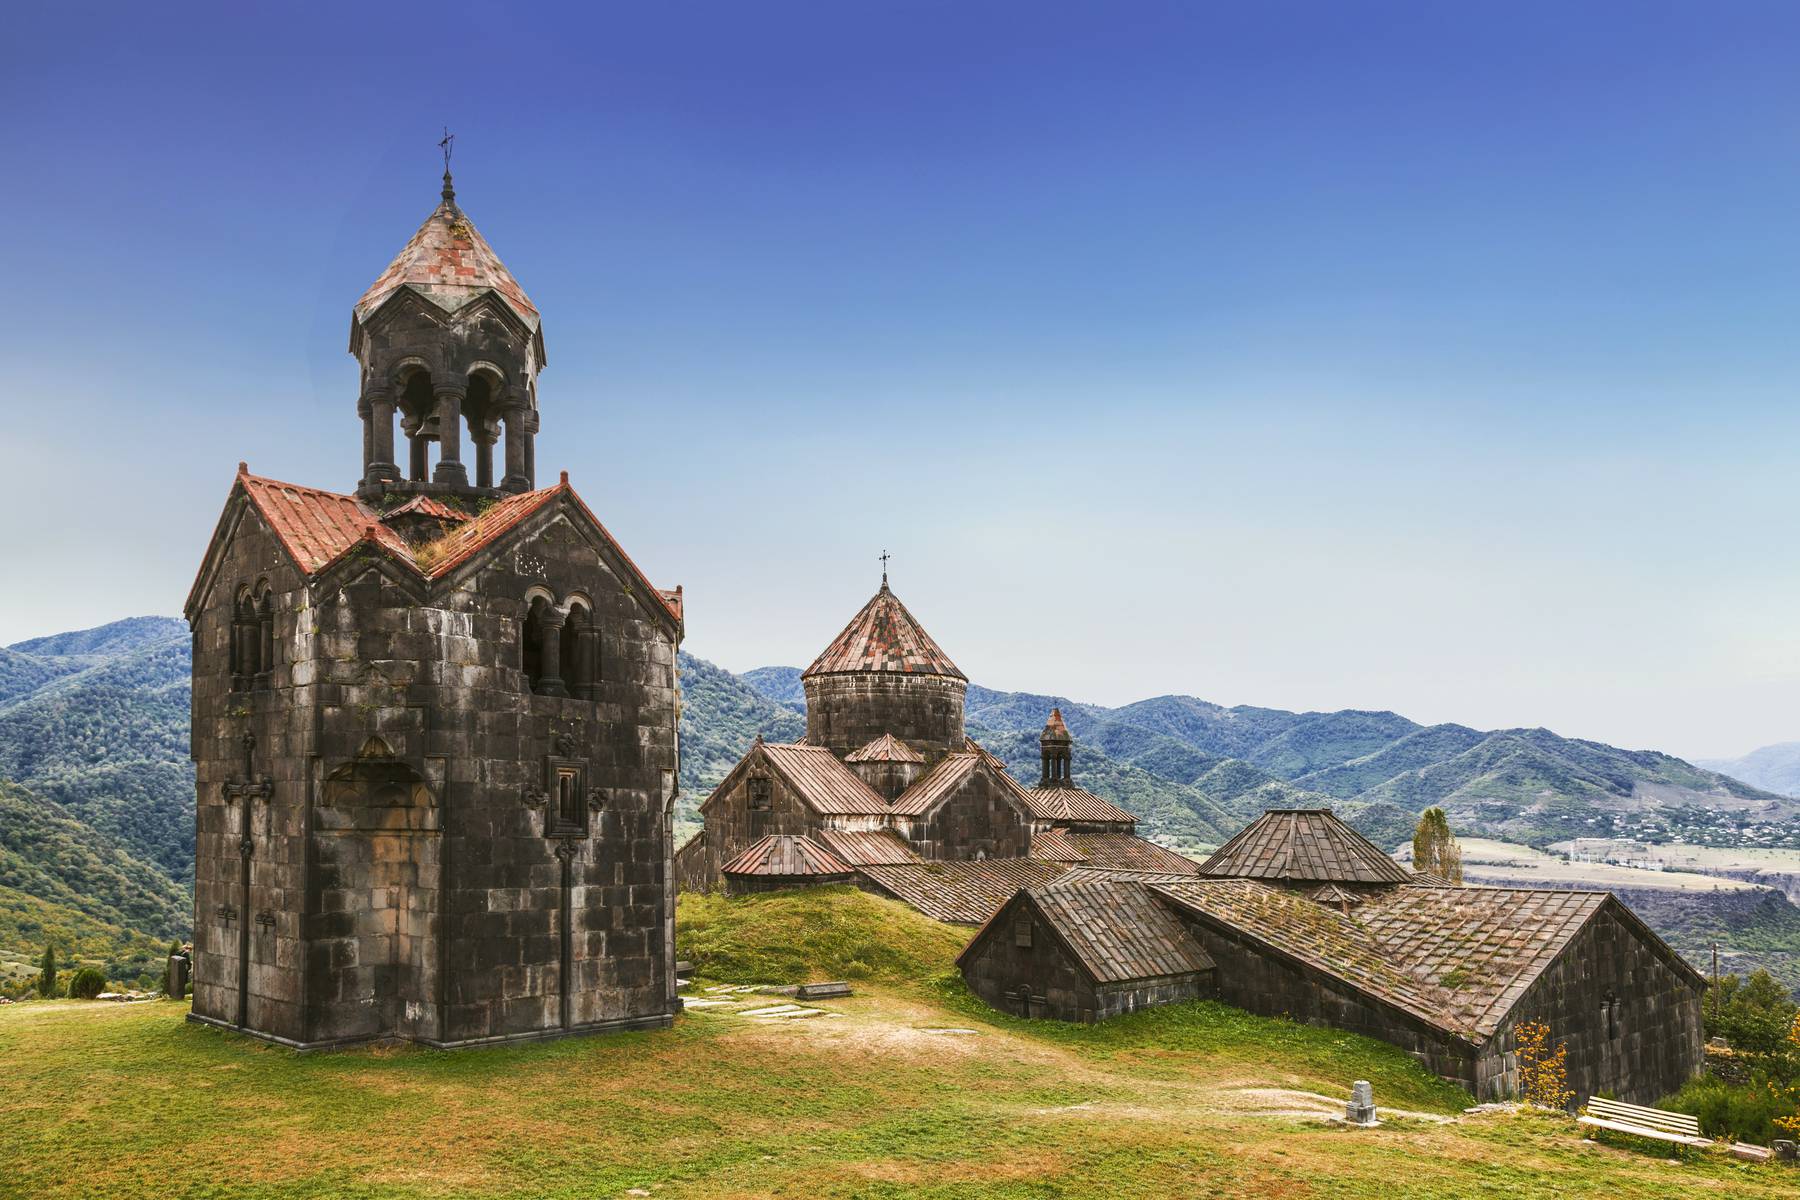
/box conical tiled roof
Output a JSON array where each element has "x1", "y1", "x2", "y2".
[
  {"x1": 802, "y1": 583, "x2": 965, "y2": 680},
  {"x1": 1198, "y1": 809, "x2": 1411, "y2": 885},
  {"x1": 355, "y1": 188, "x2": 540, "y2": 332},
  {"x1": 1040, "y1": 708, "x2": 1072, "y2": 745}
]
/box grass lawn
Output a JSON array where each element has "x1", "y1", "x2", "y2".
[{"x1": 0, "y1": 889, "x2": 1789, "y2": 1198}]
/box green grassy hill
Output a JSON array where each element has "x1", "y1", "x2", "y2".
[{"x1": 2, "y1": 888, "x2": 1793, "y2": 1199}]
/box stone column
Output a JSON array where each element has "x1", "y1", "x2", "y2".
[
  {"x1": 535, "y1": 606, "x2": 568, "y2": 697},
  {"x1": 502, "y1": 404, "x2": 530, "y2": 493},
  {"x1": 365, "y1": 387, "x2": 399, "y2": 485},
  {"x1": 473, "y1": 426, "x2": 497, "y2": 489},
  {"x1": 432, "y1": 384, "x2": 469, "y2": 486},
  {"x1": 358, "y1": 396, "x2": 375, "y2": 485},
  {"x1": 523, "y1": 410, "x2": 539, "y2": 489}
]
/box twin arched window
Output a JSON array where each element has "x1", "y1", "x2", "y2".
[
  {"x1": 522, "y1": 594, "x2": 599, "y2": 699},
  {"x1": 230, "y1": 582, "x2": 275, "y2": 691}
]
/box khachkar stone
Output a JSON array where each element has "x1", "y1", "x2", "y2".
[
  {"x1": 1344, "y1": 1080, "x2": 1379, "y2": 1127},
  {"x1": 184, "y1": 160, "x2": 687, "y2": 1050}
]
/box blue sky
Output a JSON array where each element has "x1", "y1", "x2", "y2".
[{"x1": 2, "y1": 1, "x2": 1798, "y2": 758}]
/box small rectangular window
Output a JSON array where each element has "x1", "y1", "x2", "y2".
[
  {"x1": 557, "y1": 769, "x2": 579, "y2": 824},
  {"x1": 748, "y1": 777, "x2": 772, "y2": 810},
  {"x1": 544, "y1": 757, "x2": 588, "y2": 838},
  {"x1": 1015, "y1": 918, "x2": 1033, "y2": 949}
]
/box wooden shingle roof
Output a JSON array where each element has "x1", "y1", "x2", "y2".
[
  {"x1": 845, "y1": 733, "x2": 925, "y2": 764},
  {"x1": 1023, "y1": 878, "x2": 1216, "y2": 985},
  {"x1": 859, "y1": 859, "x2": 1070, "y2": 925},
  {"x1": 802, "y1": 583, "x2": 965, "y2": 680},
  {"x1": 814, "y1": 828, "x2": 921, "y2": 866},
  {"x1": 1198, "y1": 809, "x2": 1411, "y2": 885},
  {"x1": 759, "y1": 743, "x2": 892, "y2": 815},
  {"x1": 1030, "y1": 830, "x2": 1201, "y2": 874},
  {"x1": 1021, "y1": 784, "x2": 1136, "y2": 825},
  {"x1": 720, "y1": 834, "x2": 855, "y2": 878}
]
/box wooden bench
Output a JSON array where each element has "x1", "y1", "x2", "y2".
[{"x1": 1578, "y1": 1097, "x2": 1711, "y2": 1149}]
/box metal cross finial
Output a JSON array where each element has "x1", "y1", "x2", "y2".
[
  {"x1": 879, "y1": 550, "x2": 891, "y2": 587},
  {"x1": 438, "y1": 127, "x2": 456, "y2": 203}
]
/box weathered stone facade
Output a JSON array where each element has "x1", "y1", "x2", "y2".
[
  {"x1": 186, "y1": 172, "x2": 684, "y2": 1050},
  {"x1": 804, "y1": 672, "x2": 967, "y2": 764}
]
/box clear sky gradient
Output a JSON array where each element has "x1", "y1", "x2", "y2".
[{"x1": 3, "y1": 2, "x2": 1797, "y2": 759}]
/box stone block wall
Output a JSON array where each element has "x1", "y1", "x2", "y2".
[
  {"x1": 1477, "y1": 904, "x2": 1705, "y2": 1105},
  {"x1": 803, "y1": 673, "x2": 966, "y2": 763},
  {"x1": 900, "y1": 767, "x2": 1029, "y2": 862},
  {"x1": 961, "y1": 899, "x2": 1099, "y2": 1020}
]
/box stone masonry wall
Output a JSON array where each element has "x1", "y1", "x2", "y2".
[
  {"x1": 803, "y1": 673, "x2": 966, "y2": 764},
  {"x1": 1476, "y1": 905, "x2": 1704, "y2": 1105},
  {"x1": 960, "y1": 900, "x2": 1099, "y2": 1021},
  {"x1": 901, "y1": 767, "x2": 1029, "y2": 862}
]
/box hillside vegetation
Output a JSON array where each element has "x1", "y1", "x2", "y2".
[{"x1": 2, "y1": 889, "x2": 1793, "y2": 1199}]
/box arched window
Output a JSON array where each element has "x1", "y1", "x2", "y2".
[
  {"x1": 563, "y1": 601, "x2": 601, "y2": 700},
  {"x1": 255, "y1": 586, "x2": 275, "y2": 686},
  {"x1": 522, "y1": 597, "x2": 547, "y2": 691},
  {"x1": 396, "y1": 367, "x2": 436, "y2": 482}
]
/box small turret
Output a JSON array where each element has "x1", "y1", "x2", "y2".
[{"x1": 1039, "y1": 708, "x2": 1073, "y2": 786}]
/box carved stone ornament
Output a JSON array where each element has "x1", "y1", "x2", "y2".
[
  {"x1": 523, "y1": 785, "x2": 549, "y2": 809},
  {"x1": 587, "y1": 788, "x2": 606, "y2": 813},
  {"x1": 517, "y1": 550, "x2": 546, "y2": 577},
  {"x1": 553, "y1": 732, "x2": 580, "y2": 757},
  {"x1": 553, "y1": 839, "x2": 581, "y2": 863}
]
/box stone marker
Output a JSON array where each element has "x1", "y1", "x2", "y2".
[
  {"x1": 167, "y1": 954, "x2": 189, "y2": 1001},
  {"x1": 674, "y1": 961, "x2": 694, "y2": 975},
  {"x1": 1344, "y1": 1081, "x2": 1379, "y2": 1127},
  {"x1": 797, "y1": 981, "x2": 852, "y2": 999},
  {"x1": 1773, "y1": 1139, "x2": 1796, "y2": 1163}
]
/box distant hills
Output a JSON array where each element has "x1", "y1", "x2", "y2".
[
  {"x1": 1698, "y1": 743, "x2": 1800, "y2": 800},
  {"x1": 3, "y1": 615, "x2": 1796, "y2": 987}
]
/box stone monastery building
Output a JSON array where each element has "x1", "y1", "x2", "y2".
[
  {"x1": 674, "y1": 577, "x2": 1198, "y2": 915},
  {"x1": 185, "y1": 167, "x2": 684, "y2": 1049}
]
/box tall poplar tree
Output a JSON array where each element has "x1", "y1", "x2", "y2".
[
  {"x1": 1412, "y1": 807, "x2": 1463, "y2": 883},
  {"x1": 38, "y1": 944, "x2": 57, "y2": 998}
]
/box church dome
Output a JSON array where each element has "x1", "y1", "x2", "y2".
[{"x1": 801, "y1": 579, "x2": 967, "y2": 763}]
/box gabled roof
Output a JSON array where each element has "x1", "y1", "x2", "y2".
[
  {"x1": 992, "y1": 878, "x2": 1216, "y2": 985},
  {"x1": 802, "y1": 582, "x2": 965, "y2": 680},
  {"x1": 1022, "y1": 784, "x2": 1135, "y2": 825},
  {"x1": 1154, "y1": 878, "x2": 1459, "y2": 1037},
  {"x1": 859, "y1": 859, "x2": 1070, "y2": 925},
  {"x1": 382, "y1": 494, "x2": 469, "y2": 523},
  {"x1": 1151, "y1": 878, "x2": 1697, "y2": 1043},
  {"x1": 355, "y1": 194, "x2": 540, "y2": 332},
  {"x1": 720, "y1": 834, "x2": 854, "y2": 878},
  {"x1": 814, "y1": 828, "x2": 921, "y2": 866},
  {"x1": 1198, "y1": 809, "x2": 1411, "y2": 885},
  {"x1": 1030, "y1": 830, "x2": 1201, "y2": 874},
  {"x1": 187, "y1": 469, "x2": 681, "y2": 632},
  {"x1": 845, "y1": 733, "x2": 925, "y2": 764},
  {"x1": 758, "y1": 743, "x2": 892, "y2": 815},
  {"x1": 888, "y1": 753, "x2": 979, "y2": 816}
]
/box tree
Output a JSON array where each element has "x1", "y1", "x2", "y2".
[
  {"x1": 1516, "y1": 1019, "x2": 1574, "y2": 1109},
  {"x1": 1706, "y1": 969, "x2": 1800, "y2": 1056},
  {"x1": 1412, "y1": 806, "x2": 1463, "y2": 884},
  {"x1": 67, "y1": 967, "x2": 107, "y2": 999},
  {"x1": 37, "y1": 944, "x2": 57, "y2": 998}
]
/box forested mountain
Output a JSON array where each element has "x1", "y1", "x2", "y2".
[{"x1": 3, "y1": 615, "x2": 1793, "y2": 982}]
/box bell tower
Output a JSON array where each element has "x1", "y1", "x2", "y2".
[{"x1": 351, "y1": 162, "x2": 546, "y2": 502}]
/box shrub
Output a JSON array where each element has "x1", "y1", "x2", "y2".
[
  {"x1": 1516, "y1": 1019, "x2": 1573, "y2": 1109},
  {"x1": 1663, "y1": 1072, "x2": 1800, "y2": 1145},
  {"x1": 67, "y1": 967, "x2": 108, "y2": 999}
]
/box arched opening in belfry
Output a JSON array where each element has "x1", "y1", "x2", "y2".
[
  {"x1": 464, "y1": 368, "x2": 503, "y2": 490},
  {"x1": 562, "y1": 599, "x2": 595, "y2": 699},
  {"x1": 396, "y1": 368, "x2": 437, "y2": 481}
]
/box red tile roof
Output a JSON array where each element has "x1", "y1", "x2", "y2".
[
  {"x1": 720, "y1": 834, "x2": 855, "y2": 878},
  {"x1": 383, "y1": 495, "x2": 469, "y2": 522},
  {"x1": 759, "y1": 743, "x2": 892, "y2": 816},
  {"x1": 802, "y1": 583, "x2": 965, "y2": 680},
  {"x1": 216, "y1": 471, "x2": 681, "y2": 629},
  {"x1": 1040, "y1": 707, "x2": 1072, "y2": 743},
  {"x1": 1199, "y1": 809, "x2": 1411, "y2": 885},
  {"x1": 355, "y1": 197, "x2": 540, "y2": 331},
  {"x1": 845, "y1": 733, "x2": 925, "y2": 764}
]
